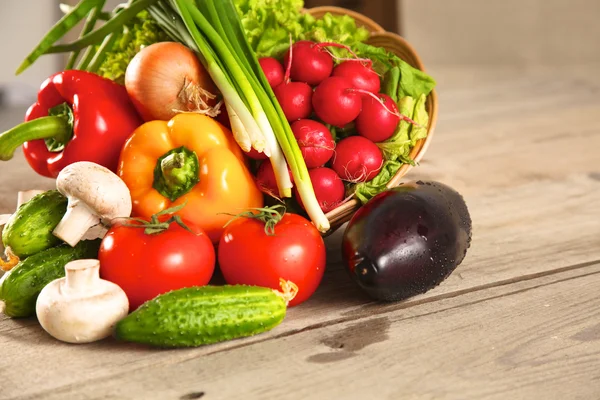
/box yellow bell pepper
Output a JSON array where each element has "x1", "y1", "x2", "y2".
[{"x1": 117, "y1": 113, "x2": 263, "y2": 243}]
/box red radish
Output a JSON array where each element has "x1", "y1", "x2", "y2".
[
  {"x1": 275, "y1": 39, "x2": 314, "y2": 122},
  {"x1": 283, "y1": 41, "x2": 333, "y2": 86},
  {"x1": 255, "y1": 160, "x2": 293, "y2": 198},
  {"x1": 294, "y1": 167, "x2": 345, "y2": 213},
  {"x1": 332, "y1": 136, "x2": 383, "y2": 182},
  {"x1": 333, "y1": 60, "x2": 381, "y2": 94},
  {"x1": 312, "y1": 76, "x2": 362, "y2": 128},
  {"x1": 259, "y1": 57, "x2": 285, "y2": 88},
  {"x1": 245, "y1": 147, "x2": 268, "y2": 160},
  {"x1": 274, "y1": 82, "x2": 313, "y2": 122},
  {"x1": 355, "y1": 93, "x2": 400, "y2": 142},
  {"x1": 291, "y1": 119, "x2": 335, "y2": 168}
]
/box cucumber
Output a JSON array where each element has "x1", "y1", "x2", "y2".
[
  {"x1": 2, "y1": 190, "x2": 68, "y2": 258},
  {"x1": 115, "y1": 285, "x2": 288, "y2": 348},
  {"x1": 0, "y1": 239, "x2": 101, "y2": 318}
]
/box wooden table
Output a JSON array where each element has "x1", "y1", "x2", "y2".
[{"x1": 1, "y1": 65, "x2": 599, "y2": 400}]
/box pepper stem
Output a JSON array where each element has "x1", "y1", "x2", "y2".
[
  {"x1": 153, "y1": 147, "x2": 200, "y2": 202},
  {"x1": 0, "y1": 116, "x2": 71, "y2": 161}
]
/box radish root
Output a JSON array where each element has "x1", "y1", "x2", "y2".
[{"x1": 348, "y1": 89, "x2": 423, "y2": 128}]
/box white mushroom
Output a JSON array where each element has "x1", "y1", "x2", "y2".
[
  {"x1": 52, "y1": 162, "x2": 132, "y2": 247},
  {"x1": 36, "y1": 259, "x2": 129, "y2": 344}
]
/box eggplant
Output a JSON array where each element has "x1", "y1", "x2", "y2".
[{"x1": 342, "y1": 181, "x2": 472, "y2": 301}]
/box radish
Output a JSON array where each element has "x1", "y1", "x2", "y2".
[
  {"x1": 274, "y1": 39, "x2": 314, "y2": 122},
  {"x1": 312, "y1": 76, "x2": 362, "y2": 128},
  {"x1": 333, "y1": 60, "x2": 381, "y2": 94},
  {"x1": 256, "y1": 160, "x2": 293, "y2": 198},
  {"x1": 294, "y1": 167, "x2": 345, "y2": 213},
  {"x1": 332, "y1": 136, "x2": 383, "y2": 182},
  {"x1": 291, "y1": 119, "x2": 335, "y2": 168},
  {"x1": 259, "y1": 57, "x2": 285, "y2": 88},
  {"x1": 283, "y1": 41, "x2": 333, "y2": 86},
  {"x1": 355, "y1": 93, "x2": 400, "y2": 142},
  {"x1": 274, "y1": 82, "x2": 313, "y2": 122}
]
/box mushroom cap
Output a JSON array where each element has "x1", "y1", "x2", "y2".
[{"x1": 56, "y1": 162, "x2": 132, "y2": 222}]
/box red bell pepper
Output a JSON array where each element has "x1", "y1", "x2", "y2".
[{"x1": 0, "y1": 70, "x2": 143, "y2": 178}]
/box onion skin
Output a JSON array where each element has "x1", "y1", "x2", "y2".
[{"x1": 125, "y1": 42, "x2": 218, "y2": 122}]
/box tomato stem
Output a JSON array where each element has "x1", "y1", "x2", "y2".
[
  {"x1": 117, "y1": 203, "x2": 198, "y2": 235},
  {"x1": 223, "y1": 204, "x2": 286, "y2": 236}
]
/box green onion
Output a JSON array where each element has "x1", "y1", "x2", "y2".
[
  {"x1": 16, "y1": 0, "x2": 102, "y2": 75},
  {"x1": 149, "y1": 0, "x2": 330, "y2": 232},
  {"x1": 65, "y1": 0, "x2": 106, "y2": 70}
]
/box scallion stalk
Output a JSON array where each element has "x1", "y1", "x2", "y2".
[{"x1": 149, "y1": 0, "x2": 330, "y2": 232}]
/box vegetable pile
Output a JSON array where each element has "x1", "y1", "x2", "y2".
[{"x1": 0, "y1": 0, "x2": 472, "y2": 349}]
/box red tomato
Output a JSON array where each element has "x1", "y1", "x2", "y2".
[
  {"x1": 218, "y1": 213, "x2": 326, "y2": 306},
  {"x1": 98, "y1": 219, "x2": 215, "y2": 311}
]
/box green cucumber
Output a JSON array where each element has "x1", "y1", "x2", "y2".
[
  {"x1": 2, "y1": 190, "x2": 68, "y2": 258},
  {"x1": 115, "y1": 285, "x2": 289, "y2": 348},
  {"x1": 0, "y1": 239, "x2": 101, "y2": 318}
]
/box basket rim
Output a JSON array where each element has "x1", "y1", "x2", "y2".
[
  {"x1": 302, "y1": 6, "x2": 386, "y2": 33},
  {"x1": 304, "y1": 7, "x2": 439, "y2": 233}
]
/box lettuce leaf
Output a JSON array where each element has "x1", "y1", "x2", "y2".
[
  {"x1": 354, "y1": 42, "x2": 436, "y2": 99},
  {"x1": 97, "y1": 11, "x2": 169, "y2": 84},
  {"x1": 233, "y1": 0, "x2": 369, "y2": 59},
  {"x1": 355, "y1": 94, "x2": 429, "y2": 204},
  {"x1": 354, "y1": 160, "x2": 402, "y2": 204}
]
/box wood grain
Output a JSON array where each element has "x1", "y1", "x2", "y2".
[
  {"x1": 22, "y1": 262, "x2": 600, "y2": 400},
  {"x1": 1, "y1": 66, "x2": 600, "y2": 399}
]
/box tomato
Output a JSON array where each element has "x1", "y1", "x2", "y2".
[
  {"x1": 218, "y1": 213, "x2": 326, "y2": 307},
  {"x1": 98, "y1": 218, "x2": 215, "y2": 311}
]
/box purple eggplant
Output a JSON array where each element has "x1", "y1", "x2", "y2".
[{"x1": 342, "y1": 181, "x2": 472, "y2": 301}]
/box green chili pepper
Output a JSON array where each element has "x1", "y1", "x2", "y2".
[
  {"x1": 16, "y1": 0, "x2": 102, "y2": 75},
  {"x1": 66, "y1": 0, "x2": 107, "y2": 70}
]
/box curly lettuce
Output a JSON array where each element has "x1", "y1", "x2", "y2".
[
  {"x1": 233, "y1": 0, "x2": 369, "y2": 58},
  {"x1": 97, "y1": 11, "x2": 169, "y2": 84}
]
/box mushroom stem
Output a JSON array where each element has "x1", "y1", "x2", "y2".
[
  {"x1": 53, "y1": 201, "x2": 101, "y2": 247},
  {"x1": 65, "y1": 259, "x2": 100, "y2": 292}
]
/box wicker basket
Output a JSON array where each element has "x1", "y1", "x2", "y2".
[{"x1": 305, "y1": 6, "x2": 439, "y2": 233}]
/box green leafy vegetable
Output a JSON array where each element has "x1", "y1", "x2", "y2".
[
  {"x1": 354, "y1": 42, "x2": 436, "y2": 99},
  {"x1": 377, "y1": 96, "x2": 415, "y2": 163},
  {"x1": 97, "y1": 10, "x2": 169, "y2": 84},
  {"x1": 354, "y1": 160, "x2": 402, "y2": 204},
  {"x1": 233, "y1": 0, "x2": 369, "y2": 58},
  {"x1": 397, "y1": 62, "x2": 436, "y2": 99},
  {"x1": 355, "y1": 94, "x2": 429, "y2": 204}
]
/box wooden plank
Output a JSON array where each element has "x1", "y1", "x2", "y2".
[
  {"x1": 1, "y1": 67, "x2": 600, "y2": 397},
  {"x1": 1, "y1": 172, "x2": 599, "y2": 399},
  {"x1": 23, "y1": 262, "x2": 600, "y2": 400}
]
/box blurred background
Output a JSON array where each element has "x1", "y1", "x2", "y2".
[{"x1": 1, "y1": 0, "x2": 599, "y2": 107}]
